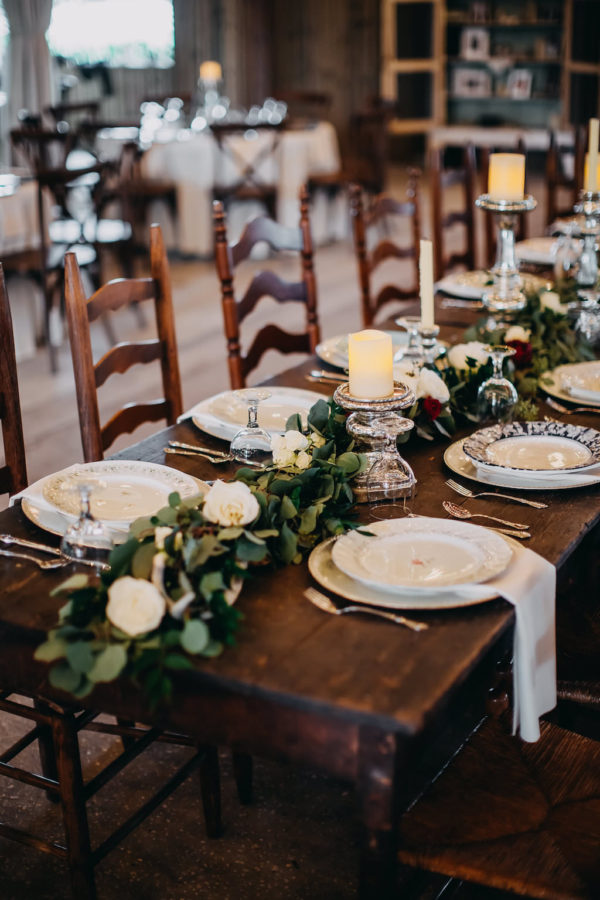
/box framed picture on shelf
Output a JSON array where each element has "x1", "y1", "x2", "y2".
[
  {"x1": 469, "y1": 2, "x2": 490, "y2": 23},
  {"x1": 452, "y1": 67, "x2": 492, "y2": 98},
  {"x1": 460, "y1": 27, "x2": 490, "y2": 61},
  {"x1": 507, "y1": 69, "x2": 533, "y2": 99}
]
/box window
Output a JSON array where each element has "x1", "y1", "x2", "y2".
[{"x1": 47, "y1": 0, "x2": 174, "y2": 68}]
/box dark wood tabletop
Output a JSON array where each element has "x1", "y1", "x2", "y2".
[{"x1": 2, "y1": 334, "x2": 600, "y2": 897}]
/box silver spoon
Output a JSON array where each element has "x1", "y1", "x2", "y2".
[
  {"x1": 545, "y1": 397, "x2": 600, "y2": 416},
  {"x1": 442, "y1": 500, "x2": 529, "y2": 530},
  {"x1": 0, "y1": 547, "x2": 70, "y2": 570},
  {"x1": 304, "y1": 587, "x2": 428, "y2": 632}
]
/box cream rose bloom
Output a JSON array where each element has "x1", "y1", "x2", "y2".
[
  {"x1": 447, "y1": 341, "x2": 490, "y2": 372},
  {"x1": 393, "y1": 362, "x2": 419, "y2": 396},
  {"x1": 416, "y1": 367, "x2": 450, "y2": 404},
  {"x1": 295, "y1": 450, "x2": 312, "y2": 469},
  {"x1": 539, "y1": 290, "x2": 564, "y2": 314},
  {"x1": 106, "y1": 577, "x2": 166, "y2": 637},
  {"x1": 202, "y1": 479, "x2": 259, "y2": 527},
  {"x1": 504, "y1": 325, "x2": 531, "y2": 343},
  {"x1": 283, "y1": 430, "x2": 309, "y2": 452}
]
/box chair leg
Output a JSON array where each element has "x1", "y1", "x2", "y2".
[
  {"x1": 34, "y1": 700, "x2": 60, "y2": 803},
  {"x1": 232, "y1": 751, "x2": 253, "y2": 805},
  {"x1": 51, "y1": 709, "x2": 96, "y2": 900},
  {"x1": 199, "y1": 744, "x2": 223, "y2": 838}
]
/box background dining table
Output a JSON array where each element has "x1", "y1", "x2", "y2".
[{"x1": 1, "y1": 330, "x2": 600, "y2": 897}]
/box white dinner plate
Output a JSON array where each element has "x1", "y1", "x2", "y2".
[
  {"x1": 436, "y1": 270, "x2": 547, "y2": 300},
  {"x1": 444, "y1": 437, "x2": 600, "y2": 491},
  {"x1": 187, "y1": 387, "x2": 324, "y2": 441},
  {"x1": 308, "y1": 535, "x2": 502, "y2": 610},
  {"x1": 463, "y1": 421, "x2": 600, "y2": 473},
  {"x1": 515, "y1": 237, "x2": 558, "y2": 266},
  {"x1": 330, "y1": 517, "x2": 512, "y2": 595},
  {"x1": 21, "y1": 461, "x2": 205, "y2": 542},
  {"x1": 315, "y1": 330, "x2": 408, "y2": 370},
  {"x1": 540, "y1": 361, "x2": 600, "y2": 407}
]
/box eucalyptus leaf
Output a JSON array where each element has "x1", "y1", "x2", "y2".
[
  {"x1": 35, "y1": 636, "x2": 68, "y2": 662},
  {"x1": 217, "y1": 527, "x2": 244, "y2": 541},
  {"x1": 50, "y1": 574, "x2": 89, "y2": 596},
  {"x1": 200, "y1": 570, "x2": 225, "y2": 600},
  {"x1": 181, "y1": 619, "x2": 210, "y2": 654},
  {"x1": 164, "y1": 652, "x2": 194, "y2": 670},
  {"x1": 168, "y1": 491, "x2": 182, "y2": 508},
  {"x1": 129, "y1": 516, "x2": 156, "y2": 539},
  {"x1": 236, "y1": 535, "x2": 269, "y2": 562},
  {"x1": 87, "y1": 644, "x2": 128, "y2": 684},
  {"x1": 66, "y1": 641, "x2": 95, "y2": 674},
  {"x1": 153, "y1": 505, "x2": 178, "y2": 525},
  {"x1": 277, "y1": 521, "x2": 297, "y2": 565},
  {"x1": 49, "y1": 662, "x2": 82, "y2": 694},
  {"x1": 285, "y1": 412, "x2": 302, "y2": 432},
  {"x1": 131, "y1": 542, "x2": 157, "y2": 580},
  {"x1": 201, "y1": 639, "x2": 223, "y2": 658}
]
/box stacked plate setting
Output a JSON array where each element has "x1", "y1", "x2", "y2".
[{"x1": 308, "y1": 517, "x2": 512, "y2": 610}]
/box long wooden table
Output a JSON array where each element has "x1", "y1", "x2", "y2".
[{"x1": 1, "y1": 356, "x2": 600, "y2": 898}]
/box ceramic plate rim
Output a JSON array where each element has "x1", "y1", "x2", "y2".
[
  {"x1": 444, "y1": 437, "x2": 600, "y2": 491},
  {"x1": 315, "y1": 330, "x2": 408, "y2": 371},
  {"x1": 330, "y1": 517, "x2": 512, "y2": 595},
  {"x1": 463, "y1": 421, "x2": 600, "y2": 472},
  {"x1": 436, "y1": 270, "x2": 547, "y2": 301},
  {"x1": 540, "y1": 362, "x2": 600, "y2": 408},
  {"x1": 308, "y1": 536, "x2": 503, "y2": 610},
  {"x1": 190, "y1": 386, "x2": 324, "y2": 441},
  {"x1": 515, "y1": 237, "x2": 558, "y2": 264}
]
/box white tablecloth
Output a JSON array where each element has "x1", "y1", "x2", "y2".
[{"x1": 98, "y1": 123, "x2": 345, "y2": 255}]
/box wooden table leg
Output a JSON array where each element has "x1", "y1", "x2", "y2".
[
  {"x1": 51, "y1": 710, "x2": 96, "y2": 900},
  {"x1": 357, "y1": 726, "x2": 402, "y2": 900}
]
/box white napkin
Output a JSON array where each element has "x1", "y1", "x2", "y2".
[
  {"x1": 10, "y1": 467, "x2": 129, "y2": 537},
  {"x1": 476, "y1": 463, "x2": 600, "y2": 488},
  {"x1": 564, "y1": 383, "x2": 600, "y2": 403},
  {"x1": 451, "y1": 543, "x2": 556, "y2": 742}
]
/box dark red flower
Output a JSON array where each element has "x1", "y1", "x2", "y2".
[
  {"x1": 506, "y1": 339, "x2": 533, "y2": 369},
  {"x1": 423, "y1": 396, "x2": 442, "y2": 420}
]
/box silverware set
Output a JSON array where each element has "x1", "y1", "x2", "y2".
[
  {"x1": 545, "y1": 397, "x2": 600, "y2": 416},
  {"x1": 442, "y1": 478, "x2": 551, "y2": 539},
  {"x1": 0, "y1": 534, "x2": 109, "y2": 571},
  {"x1": 445, "y1": 479, "x2": 548, "y2": 509},
  {"x1": 164, "y1": 441, "x2": 234, "y2": 463},
  {"x1": 305, "y1": 369, "x2": 347, "y2": 385}
]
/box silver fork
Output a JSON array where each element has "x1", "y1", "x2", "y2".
[
  {"x1": 164, "y1": 447, "x2": 233, "y2": 463},
  {"x1": 545, "y1": 397, "x2": 600, "y2": 416},
  {"x1": 304, "y1": 587, "x2": 428, "y2": 632},
  {"x1": 445, "y1": 479, "x2": 548, "y2": 509},
  {"x1": 0, "y1": 547, "x2": 70, "y2": 570}
]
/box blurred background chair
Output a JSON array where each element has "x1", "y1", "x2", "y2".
[
  {"x1": 211, "y1": 121, "x2": 285, "y2": 221},
  {"x1": 430, "y1": 143, "x2": 477, "y2": 280},
  {"x1": 546, "y1": 126, "x2": 587, "y2": 227},
  {"x1": 274, "y1": 89, "x2": 332, "y2": 122},
  {"x1": 349, "y1": 172, "x2": 421, "y2": 328},
  {"x1": 213, "y1": 186, "x2": 319, "y2": 390},
  {"x1": 0, "y1": 263, "x2": 28, "y2": 496}
]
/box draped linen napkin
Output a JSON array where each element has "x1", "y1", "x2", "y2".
[
  {"x1": 10, "y1": 467, "x2": 129, "y2": 537},
  {"x1": 447, "y1": 542, "x2": 556, "y2": 742}
]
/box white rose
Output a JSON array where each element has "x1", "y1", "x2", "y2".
[
  {"x1": 273, "y1": 447, "x2": 296, "y2": 468},
  {"x1": 416, "y1": 368, "x2": 450, "y2": 404},
  {"x1": 540, "y1": 290, "x2": 564, "y2": 314},
  {"x1": 393, "y1": 362, "x2": 419, "y2": 397},
  {"x1": 310, "y1": 432, "x2": 326, "y2": 448},
  {"x1": 202, "y1": 480, "x2": 260, "y2": 526},
  {"x1": 284, "y1": 430, "x2": 309, "y2": 451},
  {"x1": 295, "y1": 450, "x2": 312, "y2": 469},
  {"x1": 154, "y1": 526, "x2": 172, "y2": 550},
  {"x1": 106, "y1": 576, "x2": 166, "y2": 637},
  {"x1": 503, "y1": 325, "x2": 531, "y2": 343},
  {"x1": 270, "y1": 434, "x2": 286, "y2": 455},
  {"x1": 447, "y1": 341, "x2": 490, "y2": 372}
]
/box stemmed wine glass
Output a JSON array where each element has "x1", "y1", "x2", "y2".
[
  {"x1": 59, "y1": 477, "x2": 113, "y2": 570},
  {"x1": 230, "y1": 388, "x2": 272, "y2": 466},
  {"x1": 394, "y1": 316, "x2": 424, "y2": 365},
  {"x1": 366, "y1": 414, "x2": 416, "y2": 520},
  {"x1": 477, "y1": 345, "x2": 518, "y2": 424}
]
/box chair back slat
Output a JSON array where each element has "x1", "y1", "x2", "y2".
[
  {"x1": 213, "y1": 186, "x2": 320, "y2": 390},
  {"x1": 95, "y1": 340, "x2": 163, "y2": 388},
  {"x1": 86, "y1": 278, "x2": 155, "y2": 321},
  {"x1": 350, "y1": 174, "x2": 421, "y2": 327},
  {"x1": 430, "y1": 144, "x2": 476, "y2": 281},
  {"x1": 101, "y1": 401, "x2": 170, "y2": 455},
  {"x1": 65, "y1": 223, "x2": 182, "y2": 461},
  {"x1": 546, "y1": 126, "x2": 586, "y2": 225},
  {"x1": 0, "y1": 265, "x2": 27, "y2": 495}
]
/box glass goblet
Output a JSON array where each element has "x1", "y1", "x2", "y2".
[
  {"x1": 394, "y1": 315, "x2": 424, "y2": 365},
  {"x1": 366, "y1": 414, "x2": 416, "y2": 520},
  {"x1": 230, "y1": 388, "x2": 273, "y2": 466},
  {"x1": 59, "y1": 477, "x2": 114, "y2": 570},
  {"x1": 476, "y1": 345, "x2": 518, "y2": 424}
]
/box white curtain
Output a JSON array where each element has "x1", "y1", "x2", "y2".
[{"x1": 4, "y1": 0, "x2": 55, "y2": 127}]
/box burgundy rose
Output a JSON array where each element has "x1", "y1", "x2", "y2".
[
  {"x1": 506, "y1": 339, "x2": 532, "y2": 369},
  {"x1": 423, "y1": 396, "x2": 442, "y2": 420}
]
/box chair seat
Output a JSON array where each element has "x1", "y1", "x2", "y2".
[{"x1": 398, "y1": 718, "x2": 600, "y2": 899}]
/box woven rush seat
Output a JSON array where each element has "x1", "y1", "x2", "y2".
[{"x1": 398, "y1": 718, "x2": 600, "y2": 899}]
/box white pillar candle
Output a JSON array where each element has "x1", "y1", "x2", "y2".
[
  {"x1": 488, "y1": 153, "x2": 525, "y2": 201},
  {"x1": 585, "y1": 119, "x2": 599, "y2": 191},
  {"x1": 584, "y1": 153, "x2": 600, "y2": 192},
  {"x1": 348, "y1": 330, "x2": 394, "y2": 399},
  {"x1": 419, "y1": 239, "x2": 435, "y2": 328},
  {"x1": 199, "y1": 60, "x2": 222, "y2": 81}
]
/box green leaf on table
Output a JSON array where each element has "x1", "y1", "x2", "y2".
[
  {"x1": 50, "y1": 574, "x2": 89, "y2": 596},
  {"x1": 200, "y1": 570, "x2": 225, "y2": 600},
  {"x1": 35, "y1": 636, "x2": 68, "y2": 662},
  {"x1": 66, "y1": 641, "x2": 95, "y2": 674},
  {"x1": 108, "y1": 538, "x2": 140, "y2": 577},
  {"x1": 285, "y1": 412, "x2": 302, "y2": 432},
  {"x1": 298, "y1": 504, "x2": 319, "y2": 535},
  {"x1": 168, "y1": 492, "x2": 182, "y2": 508},
  {"x1": 164, "y1": 652, "x2": 194, "y2": 670},
  {"x1": 153, "y1": 505, "x2": 178, "y2": 525},
  {"x1": 180, "y1": 619, "x2": 210, "y2": 654},
  {"x1": 129, "y1": 516, "x2": 156, "y2": 539},
  {"x1": 131, "y1": 541, "x2": 156, "y2": 580},
  {"x1": 217, "y1": 526, "x2": 244, "y2": 541},
  {"x1": 307, "y1": 398, "x2": 330, "y2": 434},
  {"x1": 235, "y1": 535, "x2": 269, "y2": 562},
  {"x1": 277, "y1": 521, "x2": 297, "y2": 565},
  {"x1": 87, "y1": 644, "x2": 128, "y2": 683},
  {"x1": 279, "y1": 494, "x2": 297, "y2": 520},
  {"x1": 201, "y1": 638, "x2": 223, "y2": 658},
  {"x1": 49, "y1": 662, "x2": 82, "y2": 694}
]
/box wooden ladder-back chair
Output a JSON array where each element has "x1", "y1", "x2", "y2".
[
  {"x1": 430, "y1": 143, "x2": 476, "y2": 281},
  {"x1": 349, "y1": 174, "x2": 421, "y2": 328},
  {"x1": 64, "y1": 223, "x2": 182, "y2": 462},
  {"x1": 546, "y1": 125, "x2": 587, "y2": 227},
  {"x1": 211, "y1": 121, "x2": 284, "y2": 219},
  {"x1": 481, "y1": 139, "x2": 529, "y2": 268},
  {"x1": 213, "y1": 186, "x2": 320, "y2": 390},
  {"x1": 0, "y1": 263, "x2": 27, "y2": 495}
]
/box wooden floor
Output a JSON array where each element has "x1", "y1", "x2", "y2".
[{"x1": 4, "y1": 167, "x2": 550, "y2": 501}]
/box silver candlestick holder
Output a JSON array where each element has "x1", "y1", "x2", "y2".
[
  {"x1": 475, "y1": 194, "x2": 537, "y2": 316},
  {"x1": 333, "y1": 382, "x2": 416, "y2": 503},
  {"x1": 574, "y1": 189, "x2": 600, "y2": 290}
]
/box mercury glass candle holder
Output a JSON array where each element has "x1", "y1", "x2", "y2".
[
  {"x1": 573, "y1": 189, "x2": 600, "y2": 292},
  {"x1": 333, "y1": 382, "x2": 416, "y2": 502},
  {"x1": 416, "y1": 323, "x2": 443, "y2": 365},
  {"x1": 475, "y1": 194, "x2": 537, "y2": 317}
]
